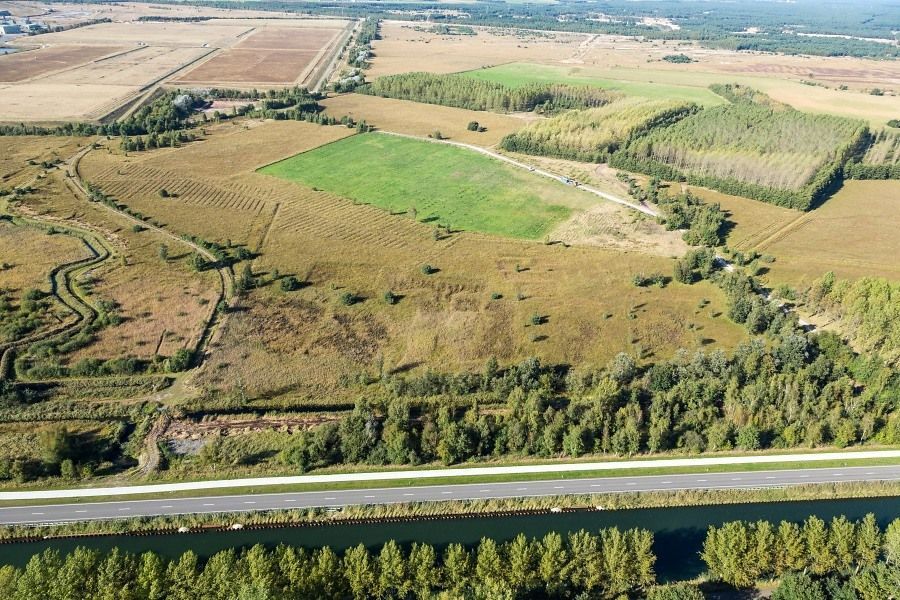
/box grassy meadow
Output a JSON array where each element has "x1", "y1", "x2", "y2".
[
  {"x1": 259, "y1": 133, "x2": 585, "y2": 239},
  {"x1": 462, "y1": 63, "x2": 727, "y2": 107}
]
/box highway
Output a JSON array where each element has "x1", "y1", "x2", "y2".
[{"x1": 2, "y1": 465, "x2": 899, "y2": 525}]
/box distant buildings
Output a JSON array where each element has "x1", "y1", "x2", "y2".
[{"x1": 0, "y1": 17, "x2": 47, "y2": 36}]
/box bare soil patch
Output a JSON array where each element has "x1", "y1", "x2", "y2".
[
  {"x1": 0, "y1": 45, "x2": 122, "y2": 83},
  {"x1": 174, "y1": 48, "x2": 321, "y2": 85}
]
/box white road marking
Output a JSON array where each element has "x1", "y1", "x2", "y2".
[
  {"x1": 31, "y1": 512, "x2": 44, "y2": 515},
  {"x1": 243, "y1": 502, "x2": 256, "y2": 505}
]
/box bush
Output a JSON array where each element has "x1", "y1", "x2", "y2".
[
  {"x1": 339, "y1": 292, "x2": 357, "y2": 306},
  {"x1": 280, "y1": 276, "x2": 301, "y2": 292},
  {"x1": 421, "y1": 264, "x2": 436, "y2": 275}
]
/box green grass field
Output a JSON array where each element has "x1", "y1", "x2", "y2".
[
  {"x1": 462, "y1": 63, "x2": 726, "y2": 107},
  {"x1": 259, "y1": 133, "x2": 583, "y2": 239}
]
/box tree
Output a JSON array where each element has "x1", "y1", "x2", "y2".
[
  {"x1": 884, "y1": 519, "x2": 900, "y2": 565},
  {"x1": 442, "y1": 544, "x2": 471, "y2": 595},
  {"x1": 467, "y1": 121, "x2": 480, "y2": 132},
  {"x1": 773, "y1": 573, "x2": 827, "y2": 600},
  {"x1": 39, "y1": 426, "x2": 73, "y2": 468},
  {"x1": 505, "y1": 534, "x2": 538, "y2": 595},
  {"x1": 187, "y1": 253, "x2": 206, "y2": 272},
  {"x1": 158, "y1": 244, "x2": 168, "y2": 261},
  {"x1": 407, "y1": 543, "x2": 439, "y2": 599},
  {"x1": 856, "y1": 513, "x2": 883, "y2": 570},
  {"x1": 805, "y1": 516, "x2": 837, "y2": 575},
  {"x1": 343, "y1": 544, "x2": 375, "y2": 600},
  {"x1": 376, "y1": 540, "x2": 407, "y2": 598},
  {"x1": 280, "y1": 276, "x2": 301, "y2": 292},
  {"x1": 538, "y1": 532, "x2": 567, "y2": 596}
]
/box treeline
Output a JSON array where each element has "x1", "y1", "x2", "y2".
[
  {"x1": 0, "y1": 529, "x2": 657, "y2": 599},
  {"x1": 247, "y1": 318, "x2": 899, "y2": 473},
  {"x1": 0, "y1": 90, "x2": 205, "y2": 138},
  {"x1": 359, "y1": 72, "x2": 618, "y2": 113},
  {"x1": 704, "y1": 514, "x2": 900, "y2": 599},
  {"x1": 0, "y1": 86, "x2": 324, "y2": 139},
  {"x1": 803, "y1": 274, "x2": 900, "y2": 368},
  {"x1": 500, "y1": 99, "x2": 694, "y2": 163},
  {"x1": 614, "y1": 86, "x2": 869, "y2": 210}
]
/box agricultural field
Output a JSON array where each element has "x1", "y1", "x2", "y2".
[
  {"x1": 172, "y1": 21, "x2": 347, "y2": 86},
  {"x1": 0, "y1": 18, "x2": 349, "y2": 122},
  {"x1": 0, "y1": 45, "x2": 122, "y2": 83},
  {"x1": 320, "y1": 94, "x2": 525, "y2": 147},
  {"x1": 260, "y1": 133, "x2": 587, "y2": 239},
  {"x1": 748, "y1": 180, "x2": 900, "y2": 285}
]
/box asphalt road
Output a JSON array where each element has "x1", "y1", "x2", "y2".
[{"x1": 3, "y1": 465, "x2": 899, "y2": 525}]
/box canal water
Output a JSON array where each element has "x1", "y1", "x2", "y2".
[{"x1": 2, "y1": 496, "x2": 899, "y2": 581}]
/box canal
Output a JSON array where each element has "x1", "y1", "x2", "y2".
[{"x1": 1, "y1": 496, "x2": 899, "y2": 581}]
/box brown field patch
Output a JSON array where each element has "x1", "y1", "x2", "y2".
[
  {"x1": 173, "y1": 48, "x2": 321, "y2": 85},
  {"x1": 0, "y1": 82, "x2": 137, "y2": 122},
  {"x1": 321, "y1": 94, "x2": 526, "y2": 147},
  {"x1": 0, "y1": 45, "x2": 123, "y2": 83},
  {"x1": 235, "y1": 26, "x2": 340, "y2": 51},
  {"x1": 48, "y1": 45, "x2": 210, "y2": 86},
  {"x1": 18, "y1": 21, "x2": 254, "y2": 48},
  {"x1": 369, "y1": 21, "x2": 585, "y2": 77}
]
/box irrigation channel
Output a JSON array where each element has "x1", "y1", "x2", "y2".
[{"x1": 3, "y1": 497, "x2": 900, "y2": 581}]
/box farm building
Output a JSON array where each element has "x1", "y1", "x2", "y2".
[{"x1": 0, "y1": 23, "x2": 22, "y2": 35}]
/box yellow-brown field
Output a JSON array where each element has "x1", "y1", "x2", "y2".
[
  {"x1": 3, "y1": 138, "x2": 220, "y2": 363},
  {"x1": 173, "y1": 23, "x2": 345, "y2": 86},
  {"x1": 754, "y1": 180, "x2": 900, "y2": 285},
  {"x1": 0, "y1": 220, "x2": 89, "y2": 333},
  {"x1": 69, "y1": 119, "x2": 746, "y2": 405},
  {"x1": 698, "y1": 181, "x2": 900, "y2": 285},
  {"x1": 320, "y1": 94, "x2": 526, "y2": 147},
  {"x1": 80, "y1": 120, "x2": 355, "y2": 249}
]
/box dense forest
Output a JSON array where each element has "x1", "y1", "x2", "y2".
[
  {"x1": 845, "y1": 130, "x2": 900, "y2": 180},
  {"x1": 704, "y1": 514, "x2": 900, "y2": 599},
  {"x1": 500, "y1": 99, "x2": 695, "y2": 163},
  {"x1": 803, "y1": 275, "x2": 900, "y2": 368},
  {"x1": 360, "y1": 73, "x2": 618, "y2": 113},
  {"x1": 613, "y1": 85, "x2": 868, "y2": 210},
  {"x1": 0, "y1": 528, "x2": 657, "y2": 599}
]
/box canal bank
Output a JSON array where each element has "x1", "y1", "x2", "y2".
[{"x1": 3, "y1": 496, "x2": 900, "y2": 581}]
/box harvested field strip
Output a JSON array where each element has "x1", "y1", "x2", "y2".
[
  {"x1": 273, "y1": 190, "x2": 428, "y2": 251},
  {"x1": 0, "y1": 45, "x2": 124, "y2": 83},
  {"x1": 92, "y1": 166, "x2": 269, "y2": 214}
]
